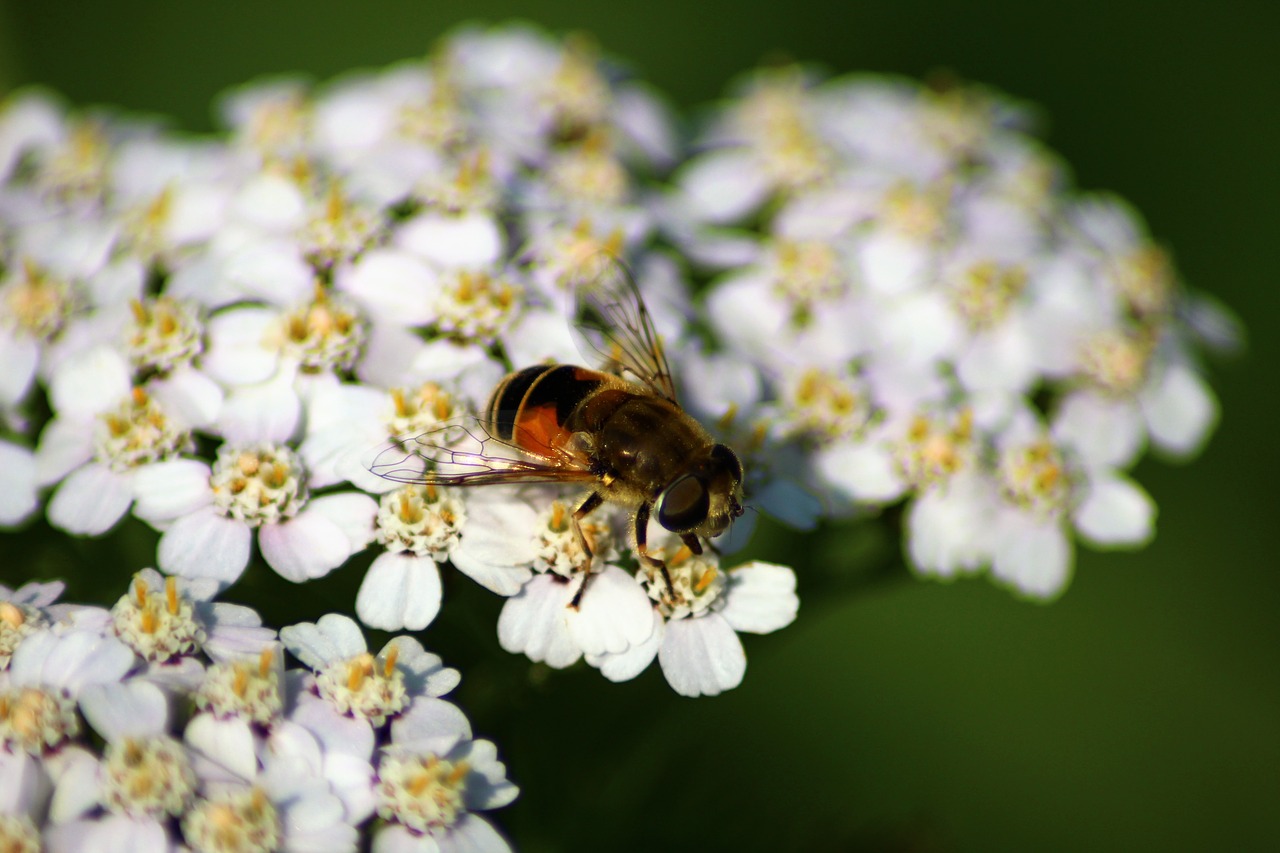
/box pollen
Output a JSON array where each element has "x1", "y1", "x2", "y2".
[
  {"x1": 386, "y1": 382, "x2": 464, "y2": 439},
  {"x1": 0, "y1": 602, "x2": 45, "y2": 670},
  {"x1": 434, "y1": 269, "x2": 521, "y2": 341},
  {"x1": 1079, "y1": 327, "x2": 1153, "y2": 396},
  {"x1": 182, "y1": 786, "x2": 282, "y2": 853},
  {"x1": 736, "y1": 70, "x2": 832, "y2": 191},
  {"x1": 196, "y1": 648, "x2": 283, "y2": 725},
  {"x1": 894, "y1": 409, "x2": 975, "y2": 490},
  {"x1": 532, "y1": 499, "x2": 615, "y2": 578},
  {"x1": 641, "y1": 547, "x2": 725, "y2": 619},
  {"x1": 314, "y1": 644, "x2": 409, "y2": 727},
  {"x1": 126, "y1": 295, "x2": 204, "y2": 373},
  {"x1": 102, "y1": 735, "x2": 196, "y2": 818},
  {"x1": 273, "y1": 284, "x2": 366, "y2": 373},
  {"x1": 376, "y1": 750, "x2": 472, "y2": 832},
  {"x1": 93, "y1": 388, "x2": 194, "y2": 472},
  {"x1": 111, "y1": 573, "x2": 206, "y2": 663},
  {"x1": 0, "y1": 686, "x2": 80, "y2": 754},
  {"x1": 546, "y1": 131, "x2": 630, "y2": 205},
  {"x1": 37, "y1": 120, "x2": 110, "y2": 202},
  {"x1": 782, "y1": 367, "x2": 872, "y2": 441},
  {"x1": 545, "y1": 34, "x2": 612, "y2": 139},
  {"x1": 950, "y1": 259, "x2": 1027, "y2": 330},
  {"x1": 882, "y1": 181, "x2": 948, "y2": 241},
  {"x1": 1113, "y1": 244, "x2": 1175, "y2": 319},
  {"x1": 299, "y1": 183, "x2": 381, "y2": 268},
  {"x1": 771, "y1": 239, "x2": 846, "y2": 317},
  {"x1": 2, "y1": 260, "x2": 75, "y2": 342},
  {"x1": 999, "y1": 438, "x2": 1072, "y2": 516},
  {"x1": 376, "y1": 484, "x2": 466, "y2": 560},
  {"x1": 209, "y1": 442, "x2": 308, "y2": 527}
]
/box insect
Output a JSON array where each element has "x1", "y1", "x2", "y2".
[{"x1": 373, "y1": 258, "x2": 746, "y2": 607}]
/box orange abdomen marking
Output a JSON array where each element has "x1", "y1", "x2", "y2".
[{"x1": 487, "y1": 365, "x2": 607, "y2": 459}]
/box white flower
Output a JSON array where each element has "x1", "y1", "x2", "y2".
[
  {"x1": 280, "y1": 614, "x2": 460, "y2": 729},
  {"x1": 588, "y1": 555, "x2": 799, "y2": 697},
  {"x1": 133, "y1": 442, "x2": 376, "y2": 585},
  {"x1": 48, "y1": 680, "x2": 193, "y2": 852},
  {"x1": 3, "y1": 627, "x2": 136, "y2": 754},
  {"x1": 373, "y1": 698, "x2": 518, "y2": 853}
]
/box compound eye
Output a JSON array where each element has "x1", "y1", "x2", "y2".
[{"x1": 656, "y1": 474, "x2": 710, "y2": 533}]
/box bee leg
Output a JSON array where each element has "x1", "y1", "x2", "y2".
[
  {"x1": 568, "y1": 491, "x2": 605, "y2": 610},
  {"x1": 633, "y1": 503, "x2": 676, "y2": 600},
  {"x1": 679, "y1": 533, "x2": 703, "y2": 556}
]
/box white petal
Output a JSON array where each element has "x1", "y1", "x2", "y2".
[
  {"x1": 566, "y1": 566, "x2": 656, "y2": 656},
  {"x1": 720, "y1": 562, "x2": 799, "y2": 634},
  {"x1": 158, "y1": 507, "x2": 251, "y2": 583},
  {"x1": 46, "y1": 464, "x2": 132, "y2": 535},
  {"x1": 385, "y1": 636, "x2": 460, "y2": 697},
  {"x1": 390, "y1": 697, "x2": 472, "y2": 750},
  {"x1": 992, "y1": 512, "x2": 1072, "y2": 600},
  {"x1": 48, "y1": 747, "x2": 99, "y2": 823},
  {"x1": 218, "y1": 379, "x2": 301, "y2": 444},
  {"x1": 337, "y1": 248, "x2": 438, "y2": 325},
  {"x1": 440, "y1": 814, "x2": 513, "y2": 853},
  {"x1": 906, "y1": 471, "x2": 998, "y2": 577},
  {"x1": 0, "y1": 331, "x2": 37, "y2": 406},
  {"x1": 676, "y1": 149, "x2": 772, "y2": 223},
  {"x1": 148, "y1": 365, "x2": 224, "y2": 428},
  {"x1": 305, "y1": 492, "x2": 378, "y2": 552},
  {"x1": 658, "y1": 614, "x2": 746, "y2": 697},
  {"x1": 396, "y1": 211, "x2": 504, "y2": 269},
  {"x1": 34, "y1": 415, "x2": 94, "y2": 486},
  {"x1": 356, "y1": 553, "x2": 443, "y2": 631},
  {"x1": 202, "y1": 306, "x2": 279, "y2": 385},
  {"x1": 1073, "y1": 475, "x2": 1155, "y2": 547},
  {"x1": 814, "y1": 440, "x2": 907, "y2": 503},
  {"x1": 496, "y1": 575, "x2": 581, "y2": 668},
  {"x1": 32, "y1": 630, "x2": 135, "y2": 692},
  {"x1": 79, "y1": 680, "x2": 168, "y2": 741},
  {"x1": 449, "y1": 498, "x2": 539, "y2": 596},
  {"x1": 131, "y1": 458, "x2": 213, "y2": 523},
  {"x1": 184, "y1": 713, "x2": 258, "y2": 783},
  {"x1": 224, "y1": 237, "x2": 311, "y2": 303},
  {"x1": 588, "y1": 610, "x2": 663, "y2": 683},
  {"x1": 281, "y1": 613, "x2": 367, "y2": 669},
  {"x1": 0, "y1": 440, "x2": 39, "y2": 526},
  {"x1": 1140, "y1": 364, "x2": 1219, "y2": 458},
  {"x1": 258, "y1": 510, "x2": 352, "y2": 582},
  {"x1": 354, "y1": 322, "x2": 430, "y2": 388},
  {"x1": 47, "y1": 345, "x2": 131, "y2": 419},
  {"x1": 1052, "y1": 391, "x2": 1144, "y2": 470}
]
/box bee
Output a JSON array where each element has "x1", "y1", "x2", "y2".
[{"x1": 373, "y1": 259, "x2": 746, "y2": 606}]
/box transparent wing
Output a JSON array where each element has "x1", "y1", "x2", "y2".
[
  {"x1": 369, "y1": 418, "x2": 598, "y2": 487},
  {"x1": 573, "y1": 257, "x2": 679, "y2": 403}
]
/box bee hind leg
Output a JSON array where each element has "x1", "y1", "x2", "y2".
[{"x1": 568, "y1": 491, "x2": 605, "y2": 610}]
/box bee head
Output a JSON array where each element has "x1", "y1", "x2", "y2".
[{"x1": 654, "y1": 443, "x2": 745, "y2": 538}]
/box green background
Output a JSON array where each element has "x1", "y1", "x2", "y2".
[{"x1": 2, "y1": 2, "x2": 1276, "y2": 850}]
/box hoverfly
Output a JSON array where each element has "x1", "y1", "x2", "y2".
[{"x1": 372, "y1": 258, "x2": 746, "y2": 607}]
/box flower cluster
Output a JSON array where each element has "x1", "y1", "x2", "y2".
[
  {"x1": 0, "y1": 577, "x2": 515, "y2": 852},
  {"x1": 0, "y1": 20, "x2": 1235, "y2": 849},
  {"x1": 0, "y1": 24, "x2": 802, "y2": 699},
  {"x1": 664, "y1": 68, "x2": 1234, "y2": 598}
]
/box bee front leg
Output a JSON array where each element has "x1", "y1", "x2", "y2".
[
  {"x1": 568, "y1": 491, "x2": 605, "y2": 610},
  {"x1": 633, "y1": 503, "x2": 676, "y2": 600}
]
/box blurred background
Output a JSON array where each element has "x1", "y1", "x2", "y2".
[{"x1": 1, "y1": 1, "x2": 1276, "y2": 850}]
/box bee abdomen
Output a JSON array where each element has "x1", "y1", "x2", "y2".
[{"x1": 486, "y1": 364, "x2": 606, "y2": 443}]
